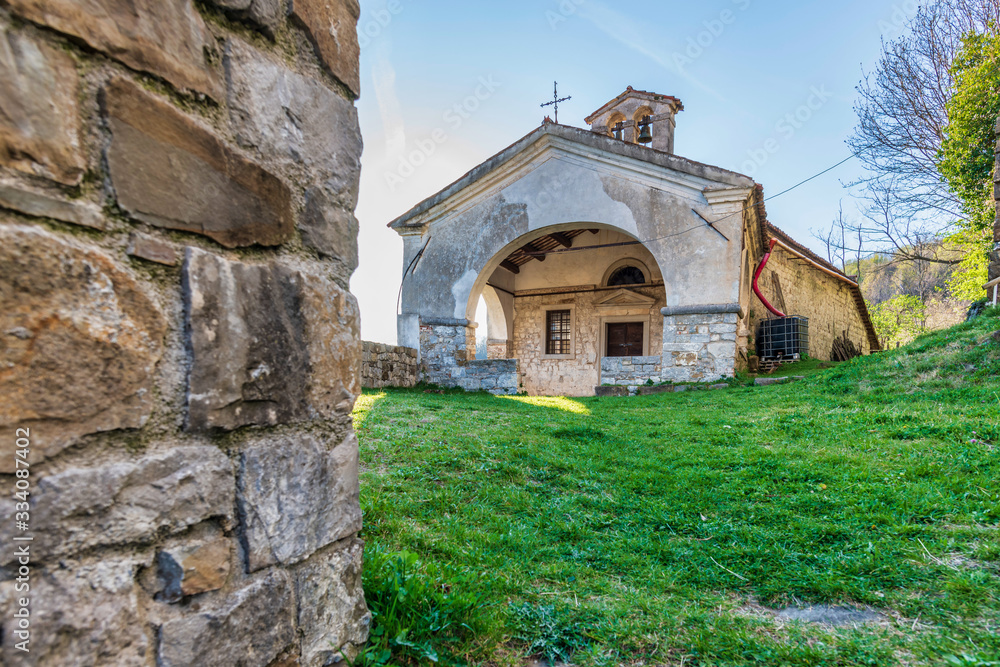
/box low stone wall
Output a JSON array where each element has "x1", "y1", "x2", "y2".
[
  {"x1": 362, "y1": 342, "x2": 418, "y2": 388},
  {"x1": 453, "y1": 359, "x2": 520, "y2": 394},
  {"x1": 419, "y1": 322, "x2": 519, "y2": 394},
  {"x1": 601, "y1": 356, "x2": 663, "y2": 387}
]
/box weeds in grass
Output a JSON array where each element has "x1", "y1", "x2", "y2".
[
  {"x1": 351, "y1": 544, "x2": 488, "y2": 666},
  {"x1": 943, "y1": 653, "x2": 1000, "y2": 667},
  {"x1": 509, "y1": 603, "x2": 605, "y2": 664}
]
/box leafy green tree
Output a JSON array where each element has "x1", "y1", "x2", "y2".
[
  {"x1": 945, "y1": 227, "x2": 991, "y2": 299},
  {"x1": 869, "y1": 294, "x2": 927, "y2": 348},
  {"x1": 937, "y1": 30, "x2": 1000, "y2": 295}
]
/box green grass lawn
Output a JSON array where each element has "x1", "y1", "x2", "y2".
[{"x1": 352, "y1": 309, "x2": 1000, "y2": 667}]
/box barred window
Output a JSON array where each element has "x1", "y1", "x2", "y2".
[{"x1": 545, "y1": 310, "x2": 572, "y2": 355}]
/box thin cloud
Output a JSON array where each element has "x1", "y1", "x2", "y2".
[
  {"x1": 577, "y1": 1, "x2": 727, "y2": 103},
  {"x1": 372, "y1": 38, "x2": 407, "y2": 157}
]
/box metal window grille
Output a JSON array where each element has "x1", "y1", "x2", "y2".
[
  {"x1": 546, "y1": 310, "x2": 572, "y2": 355},
  {"x1": 607, "y1": 266, "x2": 646, "y2": 286}
]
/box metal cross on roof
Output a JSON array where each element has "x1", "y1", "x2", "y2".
[{"x1": 540, "y1": 81, "x2": 571, "y2": 124}]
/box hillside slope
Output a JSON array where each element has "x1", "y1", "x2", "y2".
[{"x1": 353, "y1": 308, "x2": 1000, "y2": 667}]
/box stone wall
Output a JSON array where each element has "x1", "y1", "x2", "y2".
[
  {"x1": 661, "y1": 310, "x2": 739, "y2": 382},
  {"x1": 487, "y1": 339, "x2": 513, "y2": 360},
  {"x1": 753, "y1": 246, "x2": 871, "y2": 360},
  {"x1": 420, "y1": 321, "x2": 472, "y2": 386},
  {"x1": 453, "y1": 360, "x2": 520, "y2": 394},
  {"x1": 0, "y1": 1, "x2": 368, "y2": 665},
  {"x1": 362, "y1": 342, "x2": 418, "y2": 389},
  {"x1": 419, "y1": 321, "x2": 518, "y2": 394},
  {"x1": 512, "y1": 286, "x2": 666, "y2": 396},
  {"x1": 601, "y1": 356, "x2": 663, "y2": 387}
]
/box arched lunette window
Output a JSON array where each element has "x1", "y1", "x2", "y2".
[{"x1": 607, "y1": 265, "x2": 646, "y2": 286}]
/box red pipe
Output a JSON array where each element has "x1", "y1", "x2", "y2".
[{"x1": 753, "y1": 238, "x2": 786, "y2": 318}]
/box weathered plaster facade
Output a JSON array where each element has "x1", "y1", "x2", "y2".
[
  {"x1": 0, "y1": 1, "x2": 368, "y2": 664},
  {"x1": 390, "y1": 89, "x2": 879, "y2": 396}
]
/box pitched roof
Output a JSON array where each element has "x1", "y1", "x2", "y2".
[
  {"x1": 759, "y1": 214, "x2": 881, "y2": 352},
  {"x1": 584, "y1": 86, "x2": 684, "y2": 124},
  {"x1": 388, "y1": 122, "x2": 751, "y2": 230}
]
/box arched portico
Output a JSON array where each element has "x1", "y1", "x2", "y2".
[
  {"x1": 449, "y1": 223, "x2": 670, "y2": 395},
  {"x1": 390, "y1": 123, "x2": 757, "y2": 394}
]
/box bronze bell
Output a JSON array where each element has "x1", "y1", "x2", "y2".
[
  {"x1": 613, "y1": 121, "x2": 624, "y2": 141},
  {"x1": 637, "y1": 115, "x2": 653, "y2": 144}
]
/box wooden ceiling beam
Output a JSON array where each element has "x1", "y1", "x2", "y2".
[
  {"x1": 549, "y1": 232, "x2": 573, "y2": 248},
  {"x1": 500, "y1": 259, "x2": 521, "y2": 274},
  {"x1": 520, "y1": 242, "x2": 546, "y2": 261}
]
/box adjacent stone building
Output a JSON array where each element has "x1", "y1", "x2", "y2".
[
  {"x1": 0, "y1": 1, "x2": 368, "y2": 664},
  {"x1": 391, "y1": 87, "x2": 879, "y2": 396}
]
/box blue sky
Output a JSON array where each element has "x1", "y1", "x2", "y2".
[{"x1": 354, "y1": 0, "x2": 919, "y2": 344}]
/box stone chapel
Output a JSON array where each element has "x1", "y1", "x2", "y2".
[{"x1": 390, "y1": 87, "x2": 880, "y2": 396}]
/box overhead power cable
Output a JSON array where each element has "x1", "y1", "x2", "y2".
[{"x1": 517, "y1": 153, "x2": 858, "y2": 259}]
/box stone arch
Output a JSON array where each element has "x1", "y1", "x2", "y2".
[
  {"x1": 480, "y1": 284, "x2": 510, "y2": 339},
  {"x1": 632, "y1": 105, "x2": 654, "y2": 125},
  {"x1": 462, "y1": 222, "x2": 667, "y2": 325},
  {"x1": 606, "y1": 111, "x2": 626, "y2": 137}
]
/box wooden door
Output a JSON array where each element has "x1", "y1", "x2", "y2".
[{"x1": 606, "y1": 323, "x2": 644, "y2": 357}]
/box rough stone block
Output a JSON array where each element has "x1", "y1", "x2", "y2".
[
  {"x1": 225, "y1": 38, "x2": 361, "y2": 201},
  {"x1": 595, "y1": 386, "x2": 628, "y2": 397},
  {"x1": 157, "y1": 571, "x2": 296, "y2": 667},
  {"x1": 6, "y1": 0, "x2": 222, "y2": 99},
  {"x1": 184, "y1": 247, "x2": 360, "y2": 432},
  {"x1": 0, "y1": 29, "x2": 85, "y2": 184},
  {"x1": 157, "y1": 536, "x2": 232, "y2": 602},
  {"x1": 0, "y1": 555, "x2": 149, "y2": 666},
  {"x1": 289, "y1": 0, "x2": 361, "y2": 97},
  {"x1": 0, "y1": 446, "x2": 234, "y2": 565},
  {"x1": 208, "y1": 0, "x2": 284, "y2": 33},
  {"x1": 238, "y1": 433, "x2": 361, "y2": 572},
  {"x1": 661, "y1": 367, "x2": 690, "y2": 383},
  {"x1": 0, "y1": 181, "x2": 104, "y2": 229},
  {"x1": 127, "y1": 233, "x2": 179, "y2": 266},
  {"x1": 638, "y1": 385, "x2": 674, "y2": 395},
  {"x1": 300, "y1": 186, "x2": 359, "y2": 273},
  {"x1": 672, "y1": 351, "x2": 699, "y2": 366},
  {"x1": 707, "y1": 341, "x2": 736, "y2": 359},
  {"x1": 458, "y1": 378, "x2": 481, "y2": 392},
  {"x1": 0, "y1": 224, "x2": 166, "y2": 463},
  {"x1": 103, "y1": 78, "x2": 293, "y2": 248},
  {"x1": 294, "y1": 539, "x2": 370, "y2": 666}
]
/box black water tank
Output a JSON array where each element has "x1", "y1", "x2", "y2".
[{"x1": 758, "y1": 316, "x2": 809, "y2": 360}]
